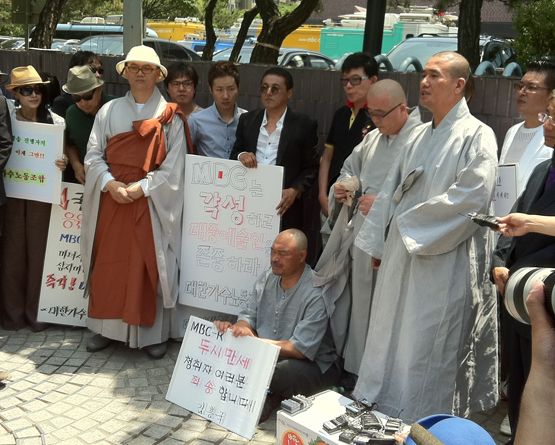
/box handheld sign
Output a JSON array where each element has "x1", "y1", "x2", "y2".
[
  {"x1": 166, "y1": 316, "x2": 279, "y2": 439},
  {"x1": 5, "y1": 120, "x2": 63, "y2": 204},
  {"x1": 493, "y1": 164, "x2": 518, "y2": 216},
  {"x1": 38, "y1": 182, "x2": 87, "y2": 325},
  {"x1": 180, "y1": 155, "x2": 283, "y2": 315}
]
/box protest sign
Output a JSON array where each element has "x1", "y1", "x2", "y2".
[
  {"x1": 179, "y1": 155, "x2": 283, "y2": 315},
  {"x1": 4, "y1": 120, "x2": 64, "y2": 204},
  {"x1": 493, "y1": 164, "x2": 518, "y2": 216},
  {"x1": 37, "y1": 182, "x2": 87, "y2": 326},
  {"x1": 166, "y1": 316, "x2": 279, "y2": 439}
]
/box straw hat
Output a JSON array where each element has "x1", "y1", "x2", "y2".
[
  {"x1": 6, "y1": 65, "x2": 50, "y2": 90},
  {"x1": 115, "y1": 45, "x2": 167, "y2": 81},
  {"x1": 62, "y1": 65, "x2": 104, "y2": 95}
]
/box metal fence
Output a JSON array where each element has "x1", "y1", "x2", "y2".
[{"x1": 0, "y1": 49, "x2": 522, "y2": 149}]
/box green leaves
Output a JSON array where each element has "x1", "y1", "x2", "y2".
[{"x1": 513, "y1": 0, "x2": 555, "y2": 67}]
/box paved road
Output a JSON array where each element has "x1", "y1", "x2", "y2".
[{"x1": 0, "y1": 326, "x2": 507, "y2": 444}]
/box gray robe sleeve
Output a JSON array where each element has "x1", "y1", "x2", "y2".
[
  {"x1": 397, "y1": 128, "x2": 498, "y2": 256},
  {"x1": 354, "y1": 151, "x2": 404, "y2": 259}
]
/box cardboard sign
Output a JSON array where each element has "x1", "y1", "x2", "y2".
[
  {"x1": 179, "y1": 155, "x2": 283, "y2": 315},
  {"x1": 5, "y1": 120, "x2": 64, "y2": 204},
  {"x1": 166, "y1": 316, "x2": 279, "y2": 439},
  {"x1": 37, "y1": 182, "x2": 87, "y2": 326},
  {"x1": 493, "y1": 164, "x2": 518, "y2": 216}
]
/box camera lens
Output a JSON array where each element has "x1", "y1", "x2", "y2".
[{"x1": 505, "y1": 267, "x2": 555, "y2": 324}]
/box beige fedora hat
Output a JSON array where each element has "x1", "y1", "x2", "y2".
[
  {"x1": 62, "y1": 65, "x2": 104, "y2": 95},
  {"x1": 115, "y1": 45, "x2": 167, "y2": 81},
  {"x1": 6, "y1": 65, "x2": 50, "y2": 90}
]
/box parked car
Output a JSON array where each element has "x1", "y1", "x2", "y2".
[
  {"x1": 0, "y1": 37, "x2": 80, "y2": 51},
  {"x1": 383, "y1": 34, "x2": 516, "y2": 72},
  {"x1": 213, "y1": 46, "x2": 336, "y2": 70},
  {"x1": 0, "y1": 38, "x2": 25, "y2": 50},
  {"x1": 63, "y1": 35, "x2": 201, "y2": 62}
]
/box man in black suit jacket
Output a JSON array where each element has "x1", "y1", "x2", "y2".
[
  {"x1": 492, "y1": 111, "x2": 555, "y2": 444},
  {"x1": 0, "y1": 94, "x2": 13, "y2": 236},
  {"x1": 230, "y1": 66, "x2": 318, "y2": 234}
]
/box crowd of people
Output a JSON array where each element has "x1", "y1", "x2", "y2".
[{"x1": 0, "y1": 45, "x2": 554, "y2": 444}]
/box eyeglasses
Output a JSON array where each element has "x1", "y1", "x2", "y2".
[
  {"x1": 71, "y1": 89, "x2": 96, "y2": 102},
  {"x1": 169, "y1": 80, "x2": 194, "y2": 89},
  {"x1": 17, "y1": 85, "x2": 43, "y2": 96},
  {"x1": 340, "y1": 75, "x2": 369, "y2": 87},
  {"x1": 366, "y1": 103, "x2": 402, "y2": 119},
  {"x1": 125, "y1": 64, "x2": 157, "y2": 75},
  {"x1": 260, "y1": 84, "x2": 282, "y2": 95},
  {"x1": 513, "y1": 82, "x2": 550, "y2": 93},
  {"x1": 539, "y1": 112, "x2": 555, "y2": 125},
  {"x1": 90, "y1": 66, "x2": 104, "y2": 76}
]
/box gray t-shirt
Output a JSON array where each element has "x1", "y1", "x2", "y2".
[{"x1": 238, "y1": 264, "x2": 336, "y2": 373}]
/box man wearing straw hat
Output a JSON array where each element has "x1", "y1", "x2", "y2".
[
  {"x1": 62, "y1": 65, "x2": 114, "y2": 184},
  {"x1": 81, "y1": 45, "x2": 186, "y2": 358}
]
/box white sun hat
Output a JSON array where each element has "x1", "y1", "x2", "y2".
[{"x1": 115, "y1": 45, "x2": 167, "y2": 81}]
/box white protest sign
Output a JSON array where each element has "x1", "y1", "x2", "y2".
[
  {"x1": 5, "y1": 120, "x2": 63, "y2": 204},
  {"x1": 166, "y1": 316, "x2": 279, "y2": 439},
  {"x1": 180, "y1": 155, "x2": 283, "y2": 315},
  {"x1": 493, "y1": 164, "x2": 518, "y2": 216},
  {"x1": 38, "y1": 182, "x2": 87, "y2": 326}
]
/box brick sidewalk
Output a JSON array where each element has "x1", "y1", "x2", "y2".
[{"x1": 0, "y1": 326, "x2": 508, "y2": 444}]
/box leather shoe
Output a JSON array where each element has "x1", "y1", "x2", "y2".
[
  {"x1": 259, "y1": 393, "x2": 282, "y2": 423},
  {"x1": 28, "y1": 321, "x2": 49, "y2": 332},
  {"x1": 144, "y1": 342, "x2": 167, "y2": 359},
  {"x1": 86, "y1": 334, "x2": 113, "y2": 352}
]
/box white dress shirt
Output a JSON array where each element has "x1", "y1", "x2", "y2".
[{"x1": 255, "y1": 108, "x2": 287, "y2": 165}]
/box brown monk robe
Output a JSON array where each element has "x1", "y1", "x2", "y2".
[{"x1": 88, "y1": 104, "x2": 180, "y2": 326}]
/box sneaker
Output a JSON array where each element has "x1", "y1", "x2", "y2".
[
  {"x1": 86, "y1": 334, "x2": 113, "y2": 352},
  {"x1": 500, "y1": 414, "x2": 511, "y2": 436}
]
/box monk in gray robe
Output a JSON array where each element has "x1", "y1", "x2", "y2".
[
  {"x1": 81, "y1": 46, "x2": 186, "y2": 358},
  {"x1": 354, "y1": 52, "x2": 499, "y2": 422},
  {"x1": 315, "y1": 80, "x2": 422, "y2": 378}
]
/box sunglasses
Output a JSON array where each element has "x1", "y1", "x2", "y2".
[
  {"x1": 340, "y1": 75, "x2": 369, "y2": 87},
  {"x1": 71, "y1": 89, "x2": 96, "y2": 102},
  {"x1": 260, "y1": 84, "x2": 282, "y2": 95},
  {"x1": 17, "y1": 85, "x2": 43, "y2": 96},
  {"x1": 126, "y1": 64, "x2": 156, "y2": 75},
  {"x1": 90, "y1": 66, "x2": 104, "y2": 75}
]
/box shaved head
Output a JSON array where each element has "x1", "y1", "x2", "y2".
[
  {"x1": 432, "y1": 51, "x2": 471, "y2": 81},
  {"x1": 368, "y1": 79, "x2": 407, "y2": 105},
  {"x1": 277, "y1": 229, "x2": 307, "y2": 252}
]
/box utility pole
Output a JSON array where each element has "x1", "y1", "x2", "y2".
[
  {"x1": 363, "y1": 0, "x2": 387, "y2": 55},
  {"x1": 123, "y1": 0, "x2": 143, "y2": 54}
]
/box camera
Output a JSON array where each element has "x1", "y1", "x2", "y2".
[{"x1": 505, "y1": 267, "x2": 555, "y2": 324}]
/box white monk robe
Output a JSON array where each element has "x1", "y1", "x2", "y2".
[
  {"x1": 498, "y1": 122, "x2": 550, "y2": 198},
  {"x1": 81, "y1": 88, "x2": 186, "y2": 347},
  {"x1": 315, "y1": 109, "x2": 422, "y2": 375},
  {"x1": 354, "y1": 99, "x2": 499, "y2": 422}
]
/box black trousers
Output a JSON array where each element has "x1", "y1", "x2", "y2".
[
  {"x1": 502, "y1": 306, "x2": 532, "y2": 443},
  {"x1": 270, "y1": 358, "x2": 341, "y2": 400}
]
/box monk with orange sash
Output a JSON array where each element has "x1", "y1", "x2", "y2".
[{"x1": 81, "y1": 46, "x2": 187, "y2": 358}]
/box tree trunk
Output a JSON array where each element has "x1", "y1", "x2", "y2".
[
  {"x1": 229, "y1": 5, "x2": 258, "y2": 63},
  {"x1": 31, "y1": 0, "x2": 68, "y2": 48},
  {"x1": 457, "y1": 0, "x2": 483, "y2": 70},
  {"x1": 251, "y1": 0, "x2": 319, "y2": 65},
  {"x1": 202, "y1": 0, "x2": 218, "y2": 61}
]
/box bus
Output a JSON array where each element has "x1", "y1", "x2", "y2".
[{"x1": 31, "y1": 24, "x2": 158, "y2": 40}]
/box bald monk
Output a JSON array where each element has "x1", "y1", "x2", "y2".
[
  {"x1": 353, "y1": 52, "x2": 499, "y2": 422},
  {"x1": 316, "y1": 80, "x2": 422, "y2": 380}
]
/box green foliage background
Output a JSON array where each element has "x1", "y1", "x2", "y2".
[{"x1": 513, "y1": 0, "x2": 555, "y2": 67}]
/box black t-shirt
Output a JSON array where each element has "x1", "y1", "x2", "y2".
[{"x1": 326, "y1": 105, "x2": 373, "y2": 190}]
